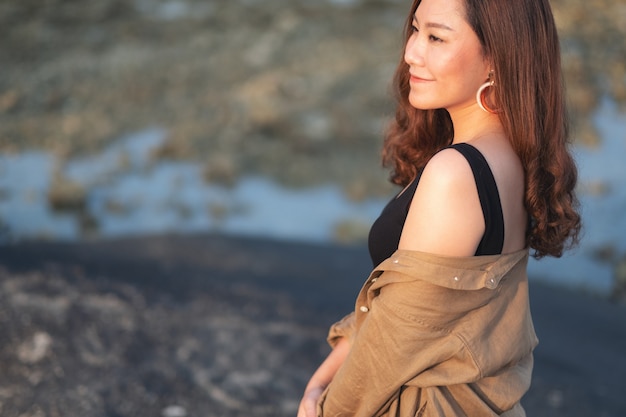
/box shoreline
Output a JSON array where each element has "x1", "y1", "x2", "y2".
[{"x1": 0, "y1": 233, "x2": 624, "y2": 416}]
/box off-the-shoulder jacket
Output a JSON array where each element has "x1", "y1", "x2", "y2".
[{"x1": 317, "y1": 248, "x2": 538, "y2": 417}]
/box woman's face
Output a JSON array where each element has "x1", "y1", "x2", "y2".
[{"x1": 404, "y1": 0, "x2": 490, "y2": 114}]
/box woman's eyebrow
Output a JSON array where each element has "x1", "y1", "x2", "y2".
[{"x1": 413, "y1": 14, "x2": 455, "y2": 31}]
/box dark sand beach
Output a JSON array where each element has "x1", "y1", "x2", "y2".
[{"x1": 1, "y1": 234, "x2": 625, "y2": 417}]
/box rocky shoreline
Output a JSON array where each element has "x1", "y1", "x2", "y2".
[
  {"x1": 1, "y1": 234, "x2": 625, "y2": 417},
  {"x1": 1, "y1": 0, "x2": 625, "y2": 196}
]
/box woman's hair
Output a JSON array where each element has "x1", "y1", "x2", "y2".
[{"x1": 383, "y1": 0, "x2": 581, "y2": 258}]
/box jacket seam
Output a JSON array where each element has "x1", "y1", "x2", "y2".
[{"x1": 454, "y1": 332, "x2": 484, "y2": 379}]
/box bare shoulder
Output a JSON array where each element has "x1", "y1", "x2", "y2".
[
  {"x1": 422, "y1": 147, "x2": 474, "y2": 181},
  {"x1": 398, "y1": 148, "x2": 485, "y2": 256},
  {"x1": 416, "y1": 148, "x2": 479, "y2": 199}
]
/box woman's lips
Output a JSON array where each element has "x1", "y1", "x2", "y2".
[{"x1": 409, "y1": 74, "x2": 432, "y2": 83}]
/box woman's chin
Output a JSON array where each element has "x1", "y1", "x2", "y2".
[
  {"x1": 407, "y1": 92, "x2": 436, "y2": 110},
  {"x1": 408, "y1": 98, "x2": 433, "y2": 111}
]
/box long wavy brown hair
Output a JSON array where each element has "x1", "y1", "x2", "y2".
[{"x1": 382, "y1": 0, "x2": 581, "y2": 258}]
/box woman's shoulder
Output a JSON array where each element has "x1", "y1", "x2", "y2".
[
  {"x1": 417, "y1": 146, "x2": 487, "y2": 201},
  {"x1": 421, "y1": 146, "x2": 476, "y2": 185},
  {"x1": 398, "y1": 147, "x2": 485, "y2": 256}
]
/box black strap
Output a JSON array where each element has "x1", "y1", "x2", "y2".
[{"x1": 449, "y1": 143, "x2": 505, "y2": 256}]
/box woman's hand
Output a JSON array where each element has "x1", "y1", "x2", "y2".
[
  {"x1": 297, "y1": 385, "x2": 325, "y2": 417},
  {"x1": 296, "y1": 337, "x2": 351, "y2": 417}
]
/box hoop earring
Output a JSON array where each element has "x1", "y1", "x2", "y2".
[{"x1": 476, "y1": 80, "x2": 498, "y2": 114}]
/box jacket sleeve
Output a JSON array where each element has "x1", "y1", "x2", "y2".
[
  {"x1": 317, "y1": 272, "x2": 488, "y2": 417},
  {"x1": 327, "y1": 312, "x2": 356, "y2": 348}
]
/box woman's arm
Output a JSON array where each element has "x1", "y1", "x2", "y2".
[{"x1": 297, "y1": 337, "x2": 351, "y2": 417}]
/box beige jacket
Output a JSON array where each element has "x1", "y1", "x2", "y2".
[{"x1": 317, "y1": 248, "x2": 538, "y2": 417}]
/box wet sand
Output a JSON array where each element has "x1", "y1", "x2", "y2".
[{"x1": 0, "y1": 233, "x2": 624, "y2": 417}]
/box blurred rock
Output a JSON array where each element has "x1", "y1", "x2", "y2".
[
  {"x1": 3, "y1": 0, "x2": 621, "y2": 198},
  {"x1": 47, "y1": 173, "x2": 87, "y2": 212},
  {"x1": 203, "y1": 153, "x2": 239, "y2": 187},
  {"x1": 612, "y1": 253, "x2": 626, "y2": 303},
  {"x1": 0, "y1": 90, "x2": 20, "y2": 113},
  {"x1": 17, "y1": 332, "x2": 53, "y2": 364},
  {"x1": 333, "y1": 219, "x2": 371, "y2": 244},
  {"x1": 162, "y1": 405, "x2": 187, "y2": 417}
]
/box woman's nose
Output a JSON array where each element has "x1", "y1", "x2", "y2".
[{"x1": 404, "y1": 35, "x2": 425, "y2": 67}]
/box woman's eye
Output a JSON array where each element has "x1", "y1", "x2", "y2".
[
  {"x1": 429, "y1": 34, "x2": 443, "y2": 42},
  {"x1": 411, "y1": 25, "x2": 419, "y2": 33}
]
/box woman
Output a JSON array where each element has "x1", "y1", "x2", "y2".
[{"x1": 298, "y1": 0, "x2": 580, "y2": 415}]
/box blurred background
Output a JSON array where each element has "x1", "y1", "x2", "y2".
[{"x1": 1, "y1": 0, "x2": 625, "y2": 295}]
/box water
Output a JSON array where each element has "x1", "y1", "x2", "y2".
[
  {"x1": 0, "y1": 128, "x2": 384, "y2": 244},
  {"x1": 1, "y1": 99, "x2": 625, "y2": 295}
]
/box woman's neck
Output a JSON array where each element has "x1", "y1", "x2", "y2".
[{"x1": 448, "y1": 106, "x2": 505, "y2": 144}]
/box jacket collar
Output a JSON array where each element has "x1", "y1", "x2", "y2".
[{"x1": 371, "y1": 248, "x2": 529, "y2": 291}]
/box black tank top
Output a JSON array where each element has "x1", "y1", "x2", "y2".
[{"x1": 368, "y1": 143, "x2": 505, "y2": 266}]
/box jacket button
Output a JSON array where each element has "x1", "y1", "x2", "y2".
[{"x1": 359, "y1": 306, "x2": 369, "y2": 313}]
